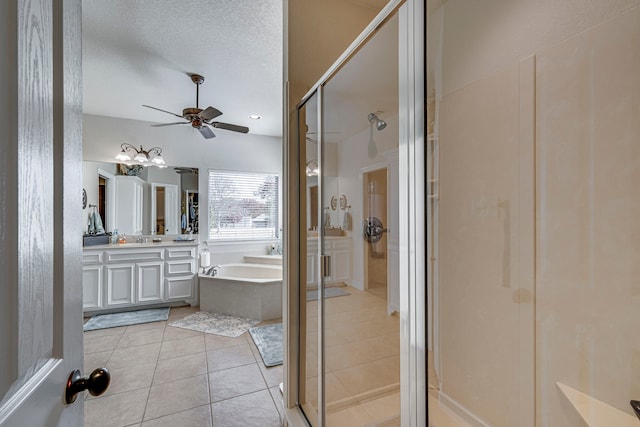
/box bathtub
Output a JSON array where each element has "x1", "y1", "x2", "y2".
[{"x1": 198, "y1": 263, "x2": 282, "y2": 320}]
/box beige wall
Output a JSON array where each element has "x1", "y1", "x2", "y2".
[
  {"x1": 287, "y1": 0, "x2": 380, "y2": 105},
  {"x1": 435, "y1": 1, "x2": 640, "y2": 426}
]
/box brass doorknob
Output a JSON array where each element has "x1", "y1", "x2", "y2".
[{"x1": 65, "y1": 367, "x2": 111, "y2": 404}]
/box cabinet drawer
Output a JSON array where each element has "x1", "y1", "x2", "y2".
[
  {"x1": 83, "y1": 251, "x2": 103, "y2": 264},
  {"x1": 166, "y1": 260, "x2": 195, "y2": 276},
  {"x1": 165, "y1": 247, "x2": 196, "y2": 260},
  {"x1": 106, "y1": 249, "x2": 164, "y2": 263},
  {"x1": 330, "y1": 239, "x2": 351, "y2": 250}
]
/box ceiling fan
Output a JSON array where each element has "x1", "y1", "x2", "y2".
[{"x1": 143, "y1": 74, "x2": 249, "y2": 139}]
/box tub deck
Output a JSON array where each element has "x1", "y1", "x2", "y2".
[{"x1": 199, "y1": 263, "x2": 282, "y2": 320}]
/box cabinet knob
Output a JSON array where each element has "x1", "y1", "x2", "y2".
[{"x1": 65, "y1": 367, "x2": 110, "y2": 404}]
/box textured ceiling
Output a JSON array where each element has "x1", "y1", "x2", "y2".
[{"x1": 82, "y1": 0, "x2": 283, "y2": 137}]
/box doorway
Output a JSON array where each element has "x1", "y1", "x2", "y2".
[{"x1": 362, "y1": 167, "x2": 388, "y2": 301}]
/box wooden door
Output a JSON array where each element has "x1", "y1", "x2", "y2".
[{"x1": 0, "y1": 0, "x2": 84, "y2": 425}]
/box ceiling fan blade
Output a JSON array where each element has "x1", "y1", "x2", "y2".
[
  {"x1": 142, "y1": 104, "x2": 184, "y2": 118},
  {"x1": 198, "y1": 125, "x2": 216, "y2": 139},
  {"x1": 151, "y1": 122, "x2": 189, "y2": 127},
  {"x1": 210, "y1": 122, "x2": 249, "y2": 133},
  {"x1": 199, "y1": 106, "x2": 223, "y2": 121}
]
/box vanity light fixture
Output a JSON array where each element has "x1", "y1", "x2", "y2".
[
  {"x1": 115, "y1": 143, "x2": 167, "y2": 167},
  {"x1": 306, "y1": 160, "x2": 319, "y2": 176}
]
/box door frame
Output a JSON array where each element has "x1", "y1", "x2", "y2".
[
  {"x1": 97, "y1": 168, "x2": 116, "y2": 233},
  {"x1": 359, "y1": 161, "x2": 389, "y2": 293}
]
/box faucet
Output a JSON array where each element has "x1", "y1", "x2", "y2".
[{"x1": 205, "y1": 265, "x2": 221, "y2": 276}]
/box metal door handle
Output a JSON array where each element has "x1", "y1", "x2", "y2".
[
  {"x1": 363, "y1": 217, "x2": 389, "y2": 243},
  {"x1": 65, "y1": 367, "x2": 111, "y2": 404},
  {"x1": 321, "y1": 255, "x2": 331, "y2": 278}
]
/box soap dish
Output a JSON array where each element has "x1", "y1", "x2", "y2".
[{"x1": 152, "y1": 237, "x2": 162, "y2": 243}]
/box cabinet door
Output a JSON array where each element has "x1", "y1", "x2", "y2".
[
  {"x1": 106, "y1": 264, "x2": 135, "y2": 306},
  {"x1": 134, "y1": 182, "x2": 143, "y2": 234},
  {"x1": 165, "y1": 276, "x2": 194, "y2": 300},
  {"x1": 136, "y1": 261, "x2": 164, "y2": 303},
  {"x1": 164, "y1": 184, "x2": 179, "y2": 234},
  {"x1": 330, "y1": 248, "x2": 351, "y2": 283},
  {"x1": 115, "y1": 176, "x2": 143, "y2": 234},
  {"x1": 306, "y1": 252, "x2": 317, "y2": 287},
  {"x1": 82, "y1": 265, "x2": 103, "y2": 310}
]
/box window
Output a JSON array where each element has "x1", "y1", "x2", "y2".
[{"x1": 208, "y1": 170, "x2": 279, "y2": 241}]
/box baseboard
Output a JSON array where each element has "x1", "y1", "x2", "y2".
[
  {"x1": 327, "y1": 383, "x2": 400, "y2": 414},
  {"x1": 436, "y1": 391, "x2": 491, "y2": 427}
]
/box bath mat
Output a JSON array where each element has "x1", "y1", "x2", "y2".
[
  {"x1": 83, "y1": 307, "x2": 170, "y2": 331},
  {"x1": 168, "y1": 311, "x2": 259, "y2": 338},
  {"x1": 249, "y1": 323, "x2": 283, "y2": 367},
  {"x1": 306, "y1": 287, "x2": 350, "y2": 301}
]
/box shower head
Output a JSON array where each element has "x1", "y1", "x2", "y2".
[{"x1": 368, "y1": 113, "x2": 387, "y2": 131}]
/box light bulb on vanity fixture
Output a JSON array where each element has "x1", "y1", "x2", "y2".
[
  {"x1": 115, "y1": 143, "x2": 167, "y2": 168},
  {"x1": 306, "y1": 160, "x2": 319, "y2": 176}
]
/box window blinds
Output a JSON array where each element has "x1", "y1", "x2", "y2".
[{"x1": 208, "y1": 170, "x2": 279, "y2": 240}]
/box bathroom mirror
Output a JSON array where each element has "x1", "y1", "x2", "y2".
[
  {"x1": 306, "y1": 176, "x2": 339, "y2": 231},
  {"x1": 305, "y1": 139, "x2": 340, "y2": 232},
  {"x1": 82, "y1": 160, "x2": 199, "y2": 235}
]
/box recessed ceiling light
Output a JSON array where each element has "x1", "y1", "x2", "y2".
[{"x1": 248, "y1": 114, "x2": 262, "y2": 120}]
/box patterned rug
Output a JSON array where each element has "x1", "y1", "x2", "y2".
[
  {"x1": 83, "y1": 307, "x2": 170, "y2": 331},
  {"x1": 169, "y1": 311, "x2": 259, "y2": 338},
  {"x1": 249, "y1": 323, "x2": 283, "y2": 367},
  {"x1": 306, "y1": 287, "x2": 350, "y2": 301}
]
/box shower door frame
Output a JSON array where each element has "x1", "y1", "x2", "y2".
[{"x1": 283, "y1": 0, "x2": 425, "y2": 425}]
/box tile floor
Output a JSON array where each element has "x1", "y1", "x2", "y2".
[
  {"x1": 301, "y1": 286, "x2": 401, "y2": 426},
  {"x1": 83, "y1": 306, "x2": 283, "y2": 427}
]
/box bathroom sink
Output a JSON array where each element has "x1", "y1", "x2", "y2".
[{"x1": 83, "y1": 234, "x2": 110, "y2": 246}]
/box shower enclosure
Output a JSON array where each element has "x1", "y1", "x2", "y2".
[
  {"x1": 428, "y1": 0, "x2": 640, "y2": 425},
  {"x1": 288, "y1": 1, "x2": 424, "y2": 426}
]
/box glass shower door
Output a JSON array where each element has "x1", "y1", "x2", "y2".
[
  {"x1": 296, "y1": 9, "x2": 403, "y2": 426},
  {"x1": 319, "y1": 12, "x2": 402, "y2": 426}
]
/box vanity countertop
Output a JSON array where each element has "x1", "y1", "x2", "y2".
[
  {"x1": 306, "y1": 235, "x2": 351, "y2": 241},
  {"x1": 84, "y1": 240, "x2": 199, "y2": 250}
]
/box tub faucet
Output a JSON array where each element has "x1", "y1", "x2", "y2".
[{"x1": 206, "y1": 265, "x2": 221, "y2": 276}]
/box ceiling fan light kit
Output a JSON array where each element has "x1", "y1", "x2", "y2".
[
  {"x1": 143, "y1": 74, "x2": 249, "y2": 139},
  {"x1": 115, "y1": 143, "x2": 167, "y2": 168}
]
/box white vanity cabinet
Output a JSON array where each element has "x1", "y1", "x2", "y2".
[
  {"x1": 306, "y1": 237, "x2": 352, "y2": 286},
  {"x1": 82, "y1": 243, "x2": 197, "y2": 313}
]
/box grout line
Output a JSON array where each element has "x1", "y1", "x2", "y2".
[
  {"x1": 138, "y1": 403, "x2": 212, "y2": 425},
  {"x1": 204, "y1": 327, "x2": 214, "y2": 427},
  {"x1": 139, "y1": 316, "x2": 167, "y2": 423}
]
